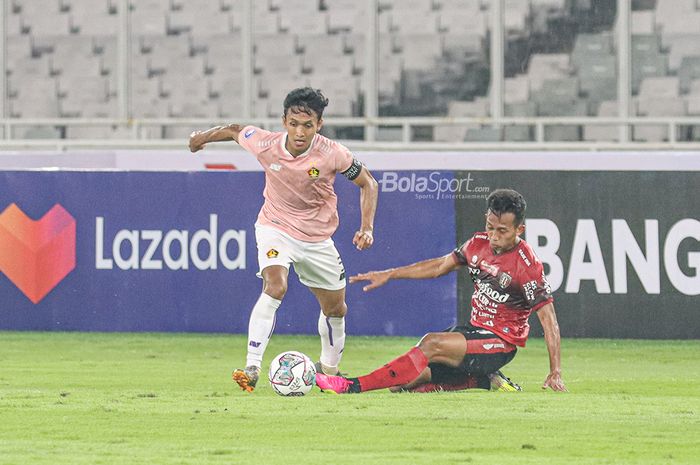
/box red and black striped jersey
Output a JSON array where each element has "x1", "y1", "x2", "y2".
[{"x1": 453, "y1": 232, "x2": 553, "y2": 347}]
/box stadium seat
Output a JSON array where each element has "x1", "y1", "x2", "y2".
[
  {"x1": 637, "y1": 98, "x2": 686, "y2": 117},
  {"x1": 252, "y1": 10, "x2": 281, "y2": 34},
  {"x1": 679, "y1": 57, "x2": 700, "y2": 94},
  {"x1": 280, "y1": 11, "x2": 328, "y2": 35},
  {"x1": 254, "y1": 54, "x2": 303, "y2": 76},
  {"x1": 686, "y1": 96, "x2": 700, "y2": 115},
  {"x1": 326, "y1": 2, "x2": 367, "y2": 34},
  {"x1": 20, "y1": 126, "x2": 63, "y2": 139},
  {"x1": 70, "y1": 2, "x2": 119, "y2": 36},
  {"x1": 58, "y1": 76, "x2": 110, "y2": 104},
  {"x1": 254, "y1": 34, "x2": 299, "y2": 58},
  {"x1": 434, "y1": 0, "x2": 481, "y2": 14},
  {"x1": 632, "y1": 34, "x2": 662, "y2": 62},
  {"x1": 303, "y1": 53, "x2": 354, "y2": 77},
  {"x1": 583, "y1": 100, "x2": 618, "y2": 142},
  {"x1": 381, "y1": 0, "x2": 435, "y2": 11},
  {"x1": 666, "y1": 35, "x2": 700, "y2": 72},
  {"x1": 21, "y1": 12, "x2": 72, "y2": 36},
  {"x1": 388, "y1": 11, "x2": 440, "y2": 34},
  {"x1": 503, "y1": 125, "x2": 533, "y2": 142},
  {"x1": 442, "y1": 34, "x2": 484, "y2": 59},
  {"x1": 633, "y1": 93, "x2": 686, "y2": 142},
  {"x1": 7, "y1": 55, "x2": 50, "y2": 80},
  {"x1": 505, "y1": 101, "x2": 537, "y2": 117},
  {"x1": 437, "y1": 10, "x2": 487, "y2": 37},
  {"x1": 631, "y1": 10, "x2": 655, "y2": 35},
  {"x1": 11, "y1": 77, "x2": 59, "y2": 117},
  {"x1": 504, "y1": 0, "x2": 530, "y2": 36},
  {"x1": 527, "y1": 54, "x2": 572, "y2": 92},
  {"x1": 632, "y1": 55, "x2": 668, "y2": 94},
  {"x1": 465, "y1": 127, "x2": 503, "y2": 142},
  {"x1": 538, "y1": 98, "x2": 587, "y2": 141},
  {"x1": 398, "y1": 35, "x2": 443, "y2": 71},
  {"x1": 433, "y1": 98, "x2": 488, "y2": 142},
  {"x1": 689, "y1": 79, "x2": 700, "y2": 96},
  {"x1": 204, "y1": 34, "x2": 244, "y2": 76},
  {"x1": 503, "y1": 102, "x2": 537, "y2": 142},
  {"x1": 531, "y1": 77, "x2": 580, "y2": 105},
  {"x1": 504, "y1": 76, "x2": 530, "y2": 104},
  {"x1": 571, "y1": 33, "x2": 614, "y2": 70},
  {"x1": 130, "y1": 0, "x2": 168, "y2": 35},
  {"x1": 530, "y1": 0, "x2": 567, "y2": 34},
  {"x1": 65, "y1": 125, "x2": 133, "y2": 139},
  {"x1": 638, "y1": 76, "x2": 680, "y2": 99}
]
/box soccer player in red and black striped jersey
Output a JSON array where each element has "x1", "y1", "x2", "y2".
[{"x1": 316, "y1": 188, "x2": 567, "y2": 394}]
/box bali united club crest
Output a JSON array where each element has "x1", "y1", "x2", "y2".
[{"x1": 498, "y1": 272, "x2": 512, "y2": 289}]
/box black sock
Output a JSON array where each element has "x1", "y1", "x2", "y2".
[{"x1": 347, "y1": 377, "x2": 361, "y2": 393}]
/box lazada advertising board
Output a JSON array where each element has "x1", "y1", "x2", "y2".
[{"x1": 0, "y1": 171, "x2": 457, "y2": 336}]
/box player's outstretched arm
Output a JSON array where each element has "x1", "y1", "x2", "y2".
[
  {"x1": 189, "y1": 123, "x2": 245, "y2": 152},
  {"x1": 349, "y1": 253, "x2": 460, "y2": 292},
  {"x1": 351, "y1": 166, "x2": 378, "y2": 251},
  {"x1": 536, "y1": 303, "x2": 568, "y2": 392}
]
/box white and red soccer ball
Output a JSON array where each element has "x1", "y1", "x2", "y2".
[{"x1": 268, "y1": 351, "x2": 316, "y2": 396}]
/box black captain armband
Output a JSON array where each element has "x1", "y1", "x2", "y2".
[{"x1": 340, "y1": 157, "x2": 363, "y2": 180}]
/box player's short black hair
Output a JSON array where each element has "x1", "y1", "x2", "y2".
[
  {"x1": 283, "y1": 87, "x2": 329, "y2": 120},
  {"x1": 486, "y1": 189, "x2": 527, "y2": 226}
]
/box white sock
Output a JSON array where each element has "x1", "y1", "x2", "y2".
[
  {"x1": 245, "y1": 293, "x2": 282, "y2": 368},
  {"x1": 318, "y1": 311, "x2": 345, "y2": 371}
]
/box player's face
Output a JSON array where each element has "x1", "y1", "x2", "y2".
[
  {"x1": 485, "y1": 210, "x2": 525, "y2": 254},
  {"x1": 282, "y1": 110, "x2": 323, "y2": 156}
]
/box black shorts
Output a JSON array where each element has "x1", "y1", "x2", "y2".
[{"x1": 428, "y1": 323, "x2": 517, "y2": 385}]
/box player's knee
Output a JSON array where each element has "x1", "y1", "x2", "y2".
[
  {"x1": 322, "y1": 301, "x2": 347, "y2": 318},
  {"x1": 417, "y1": 333, "x2": 444, "y2": 359},
  {"x1": 263, "y1": 280, "x2": 287, "y2": 300}
]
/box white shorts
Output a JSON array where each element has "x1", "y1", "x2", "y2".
[{"x1": 255, "y1": 224, "x2": 346, "y2": 291}]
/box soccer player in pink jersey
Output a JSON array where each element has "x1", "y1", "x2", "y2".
[
  {"x1": 316, "y1": 189, "x2": 567, "y2": 394},
  {"x1": 189, "y1": 88, "x2": 378, "y2": 392}
]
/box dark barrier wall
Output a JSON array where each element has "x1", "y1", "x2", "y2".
[
  {"x1": 0, "y1": 171, "x2": 457, "y2": 336},
  {"x1": 453, "y1": 171, "x2": 700, "y2": 339}
]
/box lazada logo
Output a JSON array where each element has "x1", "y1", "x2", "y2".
[{"x1": 0, "y1": 204, "x2": 76, "y2": 303}]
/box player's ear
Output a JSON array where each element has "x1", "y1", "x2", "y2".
[
  {"x1": 317, "y1": 117, "x2": 324, "y2": 131},
  {"x1": 516, "y1": 222, "x2": 525, "y2": 236}
]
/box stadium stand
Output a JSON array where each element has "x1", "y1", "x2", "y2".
[{"x1": 2, "y1": 0, "x2": 700, "y2": 142}]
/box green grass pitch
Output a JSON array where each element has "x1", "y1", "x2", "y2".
[{"x1": 0, "y1": 332, "x2": 698, "y2": 465}]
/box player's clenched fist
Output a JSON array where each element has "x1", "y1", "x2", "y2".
[
  {"x1": 353, "y1": 230, "x2": 374, "y2": 250},
  {"x1": 189, "y1": 130, "x2": 207, "y2": 152}
]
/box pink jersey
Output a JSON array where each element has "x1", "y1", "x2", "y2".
[
  {"x1": 237, "y1": 125, "x2": 355, "y2": 242},
  {"x1": 453, "y1": 233, "x2": 554, "y2": 347}
]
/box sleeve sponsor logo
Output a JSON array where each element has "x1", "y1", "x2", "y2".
[
  {"x1": 518, "y1": 248, "x2": 532, "y2": 266},
  {"x1": 244, "y1": 128, "x2": 256, "y2": 138},
  {"x1": 523, "y1": 280, "x2": 538, "y2": 302}
]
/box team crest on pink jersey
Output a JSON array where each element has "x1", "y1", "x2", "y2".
[{"x1": 307, "y1": 166, "x2": 320, "y2": 178}]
